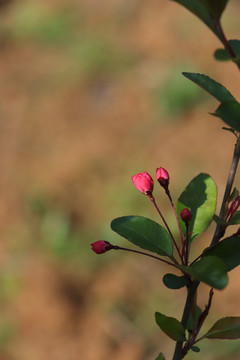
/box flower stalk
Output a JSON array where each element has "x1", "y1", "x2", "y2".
[{"x1": 149, "y1": 194, "x2": 184, "y2": 264}]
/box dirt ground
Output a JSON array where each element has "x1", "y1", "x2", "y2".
[{"x1": 0, "y1": 1, "x2": 239, "y2": 359}]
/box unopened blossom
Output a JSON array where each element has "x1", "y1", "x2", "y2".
[
  {"x1": 156, "y1": 167, "x2": 170, "y2": 190},
  {"x1": 180, "y1": 208, "x2": 192, "y2": 223},
  {"x1": 132, "y1": 171, "x2": 154, "y2": 195},
  {"x1": 91, "y1": 240, "x2": 112, "y2": 254}
]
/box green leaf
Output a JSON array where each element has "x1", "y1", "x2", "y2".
[
  {"x1": 111, "y1": 216, "x2": 173, "y2": 257},
  {"x1": 155, "y1": 353, "x2": 165, "y2": 360},
  {"x1": 214, "y1": 49, "x2": 232, "y2": 61},
  {"x1": 155, "y1": 312, "x2": 186, "y2": 341},
  {"x1": 229, "y1": 211, "x2": 240, "y2": 225},
  {"x1": 187, "y1": 305, "x2": 202, "y2": 332},
  {"x1": 182, "y1": 73, "x2": 236, "y2": 103},
  {"x1": 177, "y1": 173, "x2": 217, "y2": 242},
  {"x1": 163, "y1": 273, "x2": 188, "y2": 289},
  {"x1": 215, "y1": 52, "x2": 240, "y2": 65},
  {"x1": 203, "y1": 317, "x2": 240, "y2": 339},
  {"x1": 232, "y1": 57, "x2": 240, "y2": 65},
  {"x1": 213, "y1": 101, "x2": 240, "y2": 133},
  {"x1": 214, "y1": 40, "x2": 240, "y2": 62},
  {"x1": 203, "y1": 236, "x2": 240, "y2": 271},
  {"x1": 229, "y1": 187, "x2": 238, "y2": 202},
  {"x1": 170, "y1": 0, "x2": 219, "y2": 38},
  {"x1": 191, "y1": 346, "x2": 201, "y2": 352},
  {"x1": 199, "y1": 0, "x2": 228, "y2": 20},
  {"x1": 178, "y1": 256, "x2": 228, "y2": 290}
]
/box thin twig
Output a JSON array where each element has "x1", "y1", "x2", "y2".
[
  {"x1": 113, "y1": 245, "x2": 178, "y2": 267},
  {"x1": 184, "y1": 222, "x2": 189, "y2": 266},
  {"x1": 212, "y1": 18, "x2": 240, "y2": 70},
  {"x1": 149, "y1": 195, "x2": 184, "y2": 263},
  {"x1": 212, "y1": 136, "x2": 240, "y2": 245},
  {"x1": 166, "y1": 189, "x2": 185, "y2": 245},
  {"x1": 182, "y1": 289, "x2": 214, "y2": 354}
]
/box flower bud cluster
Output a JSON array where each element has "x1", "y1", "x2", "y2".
[
  {"x1": 131, "y1": 167, "x2": 169, "y2": 196},
  {"x1": 91, "y1": 166, "x2": 194, "y2": 257}
]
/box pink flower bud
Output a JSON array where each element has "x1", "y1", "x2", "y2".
[
  {"x1": 132, "y1": 171, "x2": 154, "y2": 195},
  {"x1": 91, "y1": 240, "x2": 112, "y2": 254},
  {"x1": 180, "y1": 208, "x2": 192, "y2": 223},
  {"x1": 156, "y1": 167, "x2": 169, "y2": 190}
]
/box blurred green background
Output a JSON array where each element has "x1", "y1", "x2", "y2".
[{"x1": 0, "y1": 0, "x2": 239, "y2": 359}]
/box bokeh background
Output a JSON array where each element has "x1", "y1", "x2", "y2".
[{"x1": 0, "y1": 0, "x2": 240, "y2": 359}]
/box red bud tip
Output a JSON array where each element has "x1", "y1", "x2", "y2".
[
  {"x1": 180, "y1": 208, "x2": 192, "y2": 223},
  {"x1": 91, "y1": 240, "x2": 112, "y2": 254},
  {"x1": 132, "y1": 171, "x2": 154, "y2": 195},
  {"x1": 228, "y1": 195, "x2": 240, "y2": 221},
  {"x1": 156, "y1": 167, "x2": 170, "y2": 190}
]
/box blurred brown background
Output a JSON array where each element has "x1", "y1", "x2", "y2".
[{"x1": 0, "y1": 0, "x2": 239, "y2": 359}]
